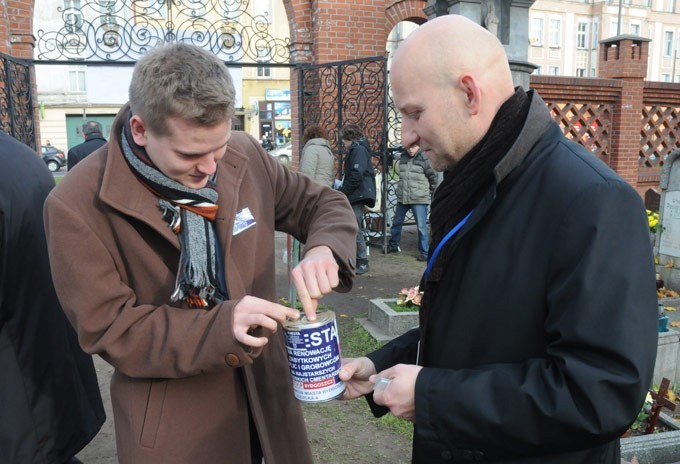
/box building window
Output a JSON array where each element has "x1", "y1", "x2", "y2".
[
  {"x1": 662, "y1": 73, "x2": 671, "y2": 82},
  {"x1": 577, "y1": 21, "x2": 588, "y2": 49},
  {"x1": 630, "y1": 22, "x2": 641, "y2": 36},
  {"x1": 256, "y1": 47, "x2": 271, "y2": 78},
  {"x1": 610, "y1": 19, "x2": 620, "y2": 37},
  {"x1": 576, "y1": 68, "x2": 586, "y2": 77},
  {"x1": 530, "y1": 17, "x2": 544, "y2": 46},
  {"x1": 64, "y1": 0, "x2": 83, "y2": 33},
  {"x1": 590, "y1": 66, "x2": 597, "y2": 77},
  {"x1": 68, "y1": 66, "x2": 86, "y2": 92},
  {"x1": 664, "y1": 0, "x2": 676, "y2": 13},
  {"x1": 591, "y1": 21, "x2": 599, "y2": 49},
  {"x1": 549, "y1": 18, "x2": 561, "y2": 47},
  {"x1": 548, "y1": 66, "x2": 560, "y2": 76},
  {"x1": 664, "y1": 31, "x2": 674, "y2": 57},
  {"x1": 532, "y1": 66, "x2": 542, "y2": 75},
  {"x1": 257, "y1": 63, "x2": 271, "y2": 78}
]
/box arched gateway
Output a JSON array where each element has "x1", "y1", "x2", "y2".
[{"x1": 0, "y1": 0, "x2": 427, "y2": 249}]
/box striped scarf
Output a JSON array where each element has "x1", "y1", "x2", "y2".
[{"x1": 121, "y1": 116, "x2": 225, "y2": 308}]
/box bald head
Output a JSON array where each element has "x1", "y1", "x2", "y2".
[
  {"x1": 393, "y1": 15, "x2": 513, "y2": 99},
  {"x1": 390, "y1": 15, "x2": 516, "y2": 170}
]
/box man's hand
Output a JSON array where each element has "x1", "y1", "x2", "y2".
[
  {"x1": 369, "y1": 364, "x2": 422, "y2": 422},
  {"x1": 233, "y1": 296, "x2": 300, "y2": 347},
  {"x1": 339, "y1": 357, "x2": 377, "y2": 399},
  {"x1": 290, "y1": 245, "x2": 340, "y2": 321}
]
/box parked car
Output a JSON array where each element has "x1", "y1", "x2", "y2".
[
  {"x1": 269, "y1": 142, "x2": 292, "y2": 164},
  {"x1": 41, "y1": 145, "x2": 66, "y2": 172}
]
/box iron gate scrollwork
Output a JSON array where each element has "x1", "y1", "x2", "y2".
[
  {"x1": 35, "y1": 0, "x2": 290, "y2": 62},
  {"x1": 298, "y1": 56, "x2": 390, "y2": 250},
  {"x1": 0, "y1": 53, "x2": 35, "y2": 149}
]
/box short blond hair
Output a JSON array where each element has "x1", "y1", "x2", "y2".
[{"x1": 129, "y1": 43, "x2": 235, "y2": 135}]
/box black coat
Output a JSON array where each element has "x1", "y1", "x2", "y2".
[
  {"x1": 340, "y1": 138, "x2": 376, "y2": 207},
  {"x1": 0, "y1": 131, "x2": 105, "y2": 463},
  {"x1": 368, "y1": 92, "x2": 657, "y2": 463},
  {"x1": 67, "y1": 135, "x2": 107, "y2": 171}
]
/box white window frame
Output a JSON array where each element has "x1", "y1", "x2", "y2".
[
  {"x1": 629, "y1": 21, "x2": 641, "y2": 36},
  {"x1": 68, "y1": 65, "x2": 86, "y2": 92},
  {"x1": 577, "y1": 21, "x2": 589, "y2": 49},
  {"x1": 549, "y1": 18, "x2": 561, "y2": 48},
  {"x1": 256, "y1": 47, "x2": 271, "y2": 78},
  {"x1": 530, "y1": 16, "x2": 544, "y2": 46},
  {"x1": 548, "y1": 66, "x2": 560, "y2": 76},
  {"x1": 63, "y1": 0, "x2": 84, "y2": 33},
  {"x1": 662, "y1": 73, "x2": 671, "y2": 82},
  {"x1": 591, "y1": 20, "x2": 599, "y2": 49},
  {"x1": 664, "y1": 30, "x2": 674, "y2": 57}
]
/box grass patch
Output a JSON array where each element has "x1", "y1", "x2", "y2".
[{"x1": 386, "y1": 301, "x2": 420, "y2": 313}]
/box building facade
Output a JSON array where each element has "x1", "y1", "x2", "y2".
[{"x1": 529, "y1": 0, "x2": 680, "y2": 82}]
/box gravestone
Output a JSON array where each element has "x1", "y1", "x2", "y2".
[
  {"x1": 655, "y1": 148, "x2": 680, "y2": 292},
  {"x1": 646, "y1": 187, "x2": 661, "y2": 212},
  {"x1": 423, "y1": 0, "x2": 538, "y2": 89}
]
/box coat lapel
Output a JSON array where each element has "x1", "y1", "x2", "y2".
[
  {"x1": 213, "y1": 142, "x2": 250, "y2": 298},
  {"x1": 98, "y1": 106, "x2": 180, "y2": 248}
]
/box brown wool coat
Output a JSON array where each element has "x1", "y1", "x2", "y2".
[{"x1": 43, "y1": 106, "x2": 357, "y2": 463}]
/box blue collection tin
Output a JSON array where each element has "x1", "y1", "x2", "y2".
[{"x1": 282, "y1": 310, "x2": 345, "y2": 402}]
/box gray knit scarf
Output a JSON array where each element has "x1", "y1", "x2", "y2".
[{"x1": 120, "y1": 118, "x2": 225, "y2": 308}]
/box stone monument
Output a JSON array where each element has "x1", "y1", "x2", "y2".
[
  {"x1": 655, "y1": 148, "x2": 680, "y2": 291},
  {"x1": 423, "y1": 0, "x2": 538, "y2": 90}
]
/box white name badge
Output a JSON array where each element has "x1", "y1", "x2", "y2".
[{"x1": 233, "y1": 207, "x2": 256, "y2": 236}]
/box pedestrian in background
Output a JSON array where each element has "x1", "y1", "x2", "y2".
[
  {"x1": 300, "y1": 124, "x2": 335, "y2": 187},
  {"x1": 387, "y1": 144, "x2": 437, "y2": 261},
  {"x1": 67, "y1": 120, "x2": 107, "y2": 171},
  {"x1": 339, "y1": 123, "x2": 376, "y2": 275},
  {"x1": 340, "y1": 15, "x2": 656, "y2": 464},
  {"x1": 0, "y1": 129, "x2": 105, "y2": 464},
  {"x1": 44, "y1": 43, "x2": 356, "y2": 464}
]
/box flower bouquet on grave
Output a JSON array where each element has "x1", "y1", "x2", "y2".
[{"x1": 396, "y1": 286, "x2": 423, "y2": 309}]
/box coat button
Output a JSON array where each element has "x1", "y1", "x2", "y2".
[{"x1": 225, "y1": 354, "x2": 240, "y2": 366}]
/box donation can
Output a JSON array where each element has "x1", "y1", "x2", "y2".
[{"x1": 282, "y1": 309, "x2": 345, "y2": 402}]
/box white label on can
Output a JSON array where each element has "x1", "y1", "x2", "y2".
[{"x1": 284, "y1": 318, "x2": 345, "y2": 402}]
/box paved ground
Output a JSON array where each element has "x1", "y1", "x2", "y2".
[{"x1": 76, "y1": 225, "x2": 427, "y2": 462}]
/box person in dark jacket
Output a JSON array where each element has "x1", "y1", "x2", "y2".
[
  {"x1": 67, "y1": 120, "x2": 107, "y2": 171},
  {"x1": 339, "y1": 124, "x2": 376, "y2": 275},
  {"x1": 0, "y1": 129, "x2": 105, "y2": 463},
  {"x1": 340, "y1": 15, "x2": 657, "y2": 464},
  {"x1": 387, "y1": 144, "x2": 437, "y2": 261}
]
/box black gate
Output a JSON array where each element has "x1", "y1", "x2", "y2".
[
  {"x1": 298, "y1": 56, "x2": 392, "y2": 251},
  {"x1": 0, "y1": 53, "x2": 35, "y2": 149}
]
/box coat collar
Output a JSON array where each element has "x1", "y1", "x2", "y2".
[
  {"x1": 99, "y1": 104, "x2": 251, "y2": 249},
  {"x1": 493, "y1": 90, "x2": 555, "y2": 184}
]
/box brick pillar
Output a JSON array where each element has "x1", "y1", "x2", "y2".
[{"x1": 598, "y1": 35, "x2": 650, "y2": 188}]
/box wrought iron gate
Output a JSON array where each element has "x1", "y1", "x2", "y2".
[
  {"x1": 0, "y1": 53, "x2": 35, "y2": 149},
  {"x1": 298, "y1": 56, "x2": 394, "y2": 251}
]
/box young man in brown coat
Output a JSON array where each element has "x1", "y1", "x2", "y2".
[{"x1": 44, "y1": 43, "x2": 357, "y2": 464}]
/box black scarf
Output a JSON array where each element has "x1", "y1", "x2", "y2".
[
  {"x1": 419, "y1": 88, "x2": 530, "y2": 326},
  {"x1": 120, "y1": 116, "x2": 226, "y2": 308}
]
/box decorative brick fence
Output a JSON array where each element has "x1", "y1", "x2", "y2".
[{"x1": 530, "y1": 35, "x2": 680, "y2": 199}]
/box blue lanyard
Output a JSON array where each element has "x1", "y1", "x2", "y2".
[{"x1": 423, "y1": 210, "x2": 473, "y2": 280}]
